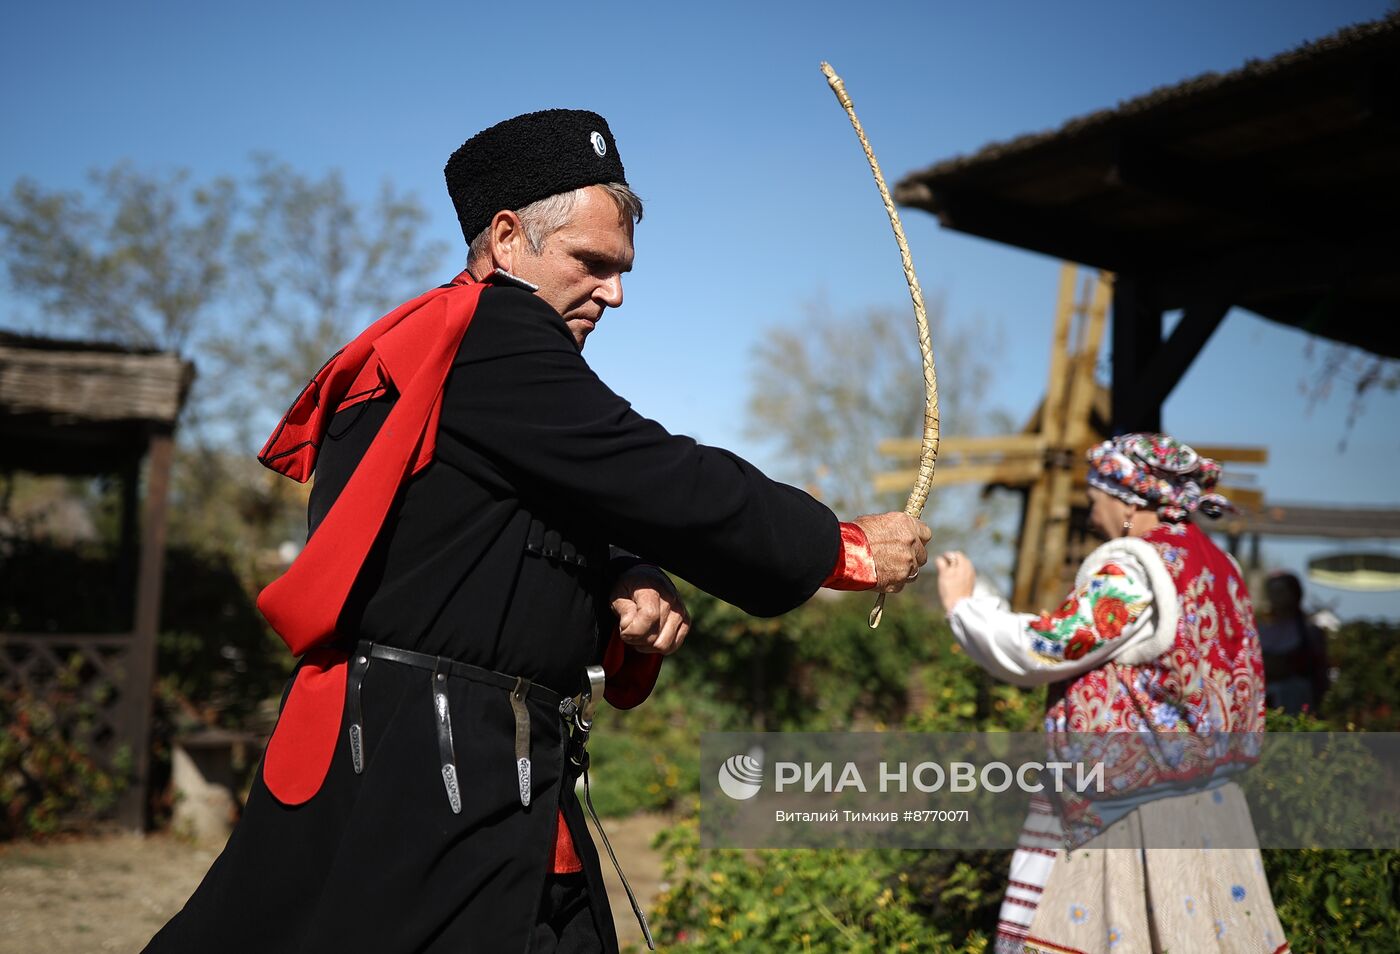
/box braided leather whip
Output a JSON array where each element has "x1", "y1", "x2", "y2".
[{"x1": 821, "y1": 62, "x2": 940, "y2": 628}]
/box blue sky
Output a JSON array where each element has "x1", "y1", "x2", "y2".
[{"x1": 3, "y1": 0, "x2": 1397, "y2": 619}]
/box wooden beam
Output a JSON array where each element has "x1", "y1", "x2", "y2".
[
  {"x1": 1153, "y1": 239, "x2": 1400, "y2": 313},
  {"x1": 1044, "y1": 264, "x2": 1079, "y2": 448},
  {"x1": 877, "y1": 433, "x2": 1046, "y2": 460},
  {"x1": 118, "y1": 452, "x2": 142, "y2": 619},
  {"x1": 1012, "y1": 266, "x2": 1081, "y2": 611},
  {"x1": 1111, "y1": 274, "x2": 1162, "y2": 433},
  {"x1": 915, "y1": 188, "x2": 1146, "y2": 274},
  {"x1": 1066, "y1": 277, "x2": 1111, "y2": 449},
  {"x1": 1035, "y1": 275, "x2": 1111, "y2": 610},
  {"x1": 1108, "y1": 136, "x2": 1350, "y2": 241},
  {"x1": 1193, "y1": 445, "x2": 1268, "y2": 464},
  {"x1": 1203, "y1": 504, "x2": 1400, "y2": 540},
  {"x1": 874, "y1": 459, "x2": 1044, "y2": 493},
  {"x1": 115, "y1": 430, "x2": 175, "y2": 832},
  {"x1": 1216, "y1": 485, "x2": 1264, "y2": 512},
  {"x1": 1122, "y1": 301, "x2": 1230, "y2": 430},
  {"x1": 1362, "y1": 59, "x2": 1400, "y2": 125}
]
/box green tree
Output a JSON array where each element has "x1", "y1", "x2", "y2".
[
  {"x1": 745, "y1": 299, "x2": 1009, "y2": 516},
  {"x1": 0, "y1": 159, "x2": 448, "y2": 455},
  {"x1": 0, "y1": 161, "x2": 450, "y2": 733},
  {"x1": 1302, "y1": 339, "x2": 1400, "y2": 446},
  {"x1": 207, "y1": 156, "x2": 447, "y2": 449},
  {"x1": 0, "y1": 165, "x2": 234, "y2": 353},
  {"x1": 1, "y1": 160, "x2": 449, "y2": 554},
  {"x1": 744, "y1": 299, "x2": 1017, "y2": 584}
]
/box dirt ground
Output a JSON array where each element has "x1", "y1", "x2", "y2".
[
  {"x1": 587, "y1": 811, "x2": 672, "y2": 952},
  {"x1": 0, "y1": 833, "x2": 220, "y2": 954},
  {"x1": 0, "y1": 814, "x2": 671, "y2": 954}
]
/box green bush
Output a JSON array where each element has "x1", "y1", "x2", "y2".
[
  {"x1": 902, "y1": 620, "x2": 1044, "y2": 733},
  {"x1": 0, "y1": 653, "x2": 130, "y2": 838},
  {"x1": 1322, "y1": 620, "x2": 1400, "y2": 731},
  {"x1": 627, "y1": 590, "x2": 1036, "y2": 948},
  {"x1": 1259, "y1": 707, "x2": 1400, "y2": 952},
  {"x1": 155, "y1": 546, "x2": 291, "y2": 728},
  {"x1": 634, "y1": 598, "x2": 1400, "y2": 950},
  {"x1": 589, "y1": 684, "x2": 737, "y2": 817},
  {"x1": 651, "y1": 814, "x2": 985, "y2": 953},
  {"x1": 661, "y1": 581, "x2": 939, "y2": 732},
  {"x1": 1264, "y1": 848, "x2": 1400, "y2": 952},
  {"x1": 590, "y1": 584, "x2": 949, "y2": 819},
  {"x1": 1, "y1": 534, "x2": 287, "y2": 834}
]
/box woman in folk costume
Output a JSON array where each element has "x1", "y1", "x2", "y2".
[{"x1": 936, "y1": 434, "x2": 1290, "y2": 954}]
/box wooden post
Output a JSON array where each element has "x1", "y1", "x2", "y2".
[
  {"x1": 118, "y1": 453, "x2": 142, "y2": 621},
  {"x1": 1035, "y1": 274, "x2": 1111, "y2": 610},
  {"x1": 1132, "y1": 303, "x2": 1229, "y2": 419},
  {"x1": 1011, "y1": 264, "x2": 1077, "y2": 610},
  {"x1": 1111, "y1": 274, "x2": 1162, "y2": 433},
  {"x1": 115, "y1": 429, "x2": 176, "y2": 832}
]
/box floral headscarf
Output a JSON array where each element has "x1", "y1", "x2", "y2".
[{"x1": 1086, "y1": 433, "x2": 1232, "y2": 522}]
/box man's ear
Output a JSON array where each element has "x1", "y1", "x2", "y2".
[{"x1": 487, "y1": 210, "x2": 526, "y2": 273}]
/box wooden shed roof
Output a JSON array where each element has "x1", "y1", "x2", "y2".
[
  {"x1": 0, "y1": 331, "x2": 194, "y2": 473},
  {"x1": 894, "y1": 15, "x2": 1400, "y2": 358}
]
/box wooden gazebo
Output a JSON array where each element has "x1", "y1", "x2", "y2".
[
  {"x1": 0, "y1": 331, "x2": 193, "y2": 830},
  {"x1": 884, "y1": 16, "x2": 1400, "y2": 609},
  {"x1": 894, "y1": 15, "x2": 1400, "y2": 433}
]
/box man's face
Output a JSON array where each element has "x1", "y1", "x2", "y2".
[{"x1": 514, "y1": 185, "x2": 634, "y2": 351}]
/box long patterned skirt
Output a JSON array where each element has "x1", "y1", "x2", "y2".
[{"x1": 994, "y1": 784, "x2": 1290, "y2": 954}]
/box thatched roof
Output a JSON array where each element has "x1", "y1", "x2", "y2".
[
  {"x1": 895, "y1": 15, "x2": 1400, "y2": 358},
  {"x1": 0, "y1": 331, "x2": 195, "y2": 473}
]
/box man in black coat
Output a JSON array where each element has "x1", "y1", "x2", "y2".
[{"x1": 145, "y1": 109, "x2": 930, "y2": 954}]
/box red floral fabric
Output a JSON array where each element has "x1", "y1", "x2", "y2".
[
  {"x1": 1020, "y1": 562, "x2": 1151, "y2": 665},
  {"x1": 1046, "y1": 522, "x2": 1264, "y2": 736},
  {"x1": 1045, "y1": 523, "x2": 1266, "y2": 827},
  {"x1": 1092, "y1": 597, "x2": 1130, "y2": 639}
]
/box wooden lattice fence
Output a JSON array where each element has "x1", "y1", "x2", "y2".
[{"x1": 2, "y1": 332, "x2": 188, "y2": 830}]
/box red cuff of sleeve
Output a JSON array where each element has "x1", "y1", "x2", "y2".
[
  {"x1": 822, "y1": 521, "x2": 879, "y2": 591},
  {"x1": 601, "y1": 626, "x2": 665, "y2": 709}
]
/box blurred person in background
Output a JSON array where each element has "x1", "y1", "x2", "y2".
[{"x1": 1258, "y1": 571, "x2": 1329, "y2": 715}]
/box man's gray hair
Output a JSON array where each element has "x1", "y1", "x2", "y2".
[{"x1": 466, "y1": 182, "x2": 643, "y2": 268}]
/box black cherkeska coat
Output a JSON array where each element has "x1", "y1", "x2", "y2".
[{"x1": 145, "y1": 284, "x2": 839, "y2": 954}]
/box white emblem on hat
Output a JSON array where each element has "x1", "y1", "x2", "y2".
[{"x1": 590, "y1": 131, "x2": 607, "y2": 157}]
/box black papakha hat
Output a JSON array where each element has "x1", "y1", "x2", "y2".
[{"x1": 445, "y1": 109, "x2": 628, "y2": 245}]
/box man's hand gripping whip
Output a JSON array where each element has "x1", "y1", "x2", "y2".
[{"x1": 820, "y1": 62, "x2": 940, "y2": 629}]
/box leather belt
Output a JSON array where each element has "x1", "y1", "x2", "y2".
[
  {"x1": 348, "y1": 642, "x2": 654, "y2": 950},
  {"x1": 362, "y1": 641, "x2": 565, "y2": 707},
  {"x1": 356, "y1": 641, "x2": 570, "y2": 812}
]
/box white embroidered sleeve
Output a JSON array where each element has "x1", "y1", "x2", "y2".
[{"x1": 947, "y1": 538, "x2": 1178, "y2": 687}]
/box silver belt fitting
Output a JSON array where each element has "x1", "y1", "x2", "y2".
[
  {"x1": 432, "y1": 657, "x2": 462, "y2": 814},
  {"x1": 510, "y1": 676, "x2": 533, "y2": 807},
  {"x1": 571, "y1": 664, "x2": 655, "y2": 951},
  {"x1": 578, "y1": 664, "x2": 605, "y2": 738},
  {"x1": 346, "y1": 650, "x2": 372, "y2": 774}
]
